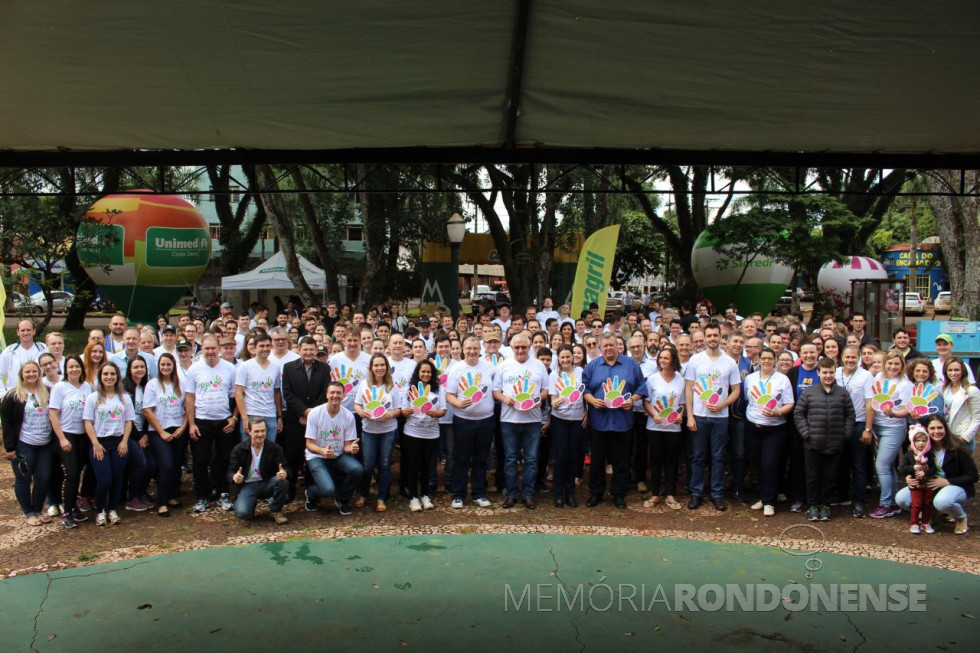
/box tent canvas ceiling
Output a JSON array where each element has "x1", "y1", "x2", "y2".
[{"x1": 2, "y1": 1, "x2": 979, "y2": 165}]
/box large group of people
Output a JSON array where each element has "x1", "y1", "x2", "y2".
[{"x1": 1, "y1": 293, "x2": 977, "y2": 538}]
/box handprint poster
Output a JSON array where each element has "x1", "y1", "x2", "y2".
[
  {"x1": 554, "y1": 371, "x2": 585, "y2": 405},
  {"x1": 749, "y1": 378, "x2": 778, "y2": 411},
  {"x1": 651, "y1": 394, "x2": 682, "y2": 424},
  {"x1": 509, "y1": 376, "x2": 542, "y2": 411},
  {"x1": 602, "y1": 375, "x2": 632, "y2": 408},
  {"x1": 407, "y1": 382, "x2": 437, "y2": 415},
  {"x1": 870, "y1": 378, "x2": 898, "y2": 412},
  {"x1": 905, "y1": 382, "x2": 939, "y2": 418},
  {"x1": 693, "y1": 371, "x2": 724, "y2": 407},
  {"x1": 359, "y1": 385, "x2": 392, "y2": 419},
  {"x1": 457, "y1": 372, "x2": 489, "y2": 406}
]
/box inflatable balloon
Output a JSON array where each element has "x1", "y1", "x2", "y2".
[
  {"x1": 691, "y1": 231, "x2": 794, "y2": 315},
  {"x1": 816, "y1": 256, "x2": 888, "y2": 295},
  {"x1": 77, "y1": 192, "x2": 211, "y2": 322}
]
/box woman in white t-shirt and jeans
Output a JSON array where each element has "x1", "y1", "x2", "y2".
[
  {"x1": 143, "y1": 353, "x2": 187, "y2": 518},
  {"x1": 83, "y1": 361, "x2": 135, "y2": 526},
  {"x1": 1, "y1": 361, "x2": 53, "y2": 527},
  {"x1": 49, "y1": 355, "x2": 93, "y2": 529}
]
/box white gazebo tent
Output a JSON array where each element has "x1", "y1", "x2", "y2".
[{"x1": 221, "y1": 252, "x2": 327, "y2": 308}]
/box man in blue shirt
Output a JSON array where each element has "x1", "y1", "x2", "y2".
[{"x1": 582, "y1": 333, "x2": 646, "y2": 509}]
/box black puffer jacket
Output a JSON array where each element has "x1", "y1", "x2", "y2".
[{"x1": 793, "y1": 383, "x2": 855, "y2": 454}]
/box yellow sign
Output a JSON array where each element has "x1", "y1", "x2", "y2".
[{"x1": 570, "y1": 225, "x2": 621, "y2": 316}]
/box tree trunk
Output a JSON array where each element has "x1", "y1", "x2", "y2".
[
  {"x1": 289, "y1": 167, "x2": 342, "y2": 302},
  {"x1": 925, "y1": 171, "x2": 980, "y2": 320},
  {"x1": 356, "y1": 164, "x2": 400, "y2": 311},
  {"x1": 255, "y1": 164, "x2": 318, "y2": 308}
]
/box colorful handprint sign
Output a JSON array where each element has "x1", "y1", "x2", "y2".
[
  {"x1": 360, "y1": 385, "x2": 392, "y2": 419},
  {"x1": 457, "y1": 372, "x2": 489, "y2": 406},
  {"x1": 870, "y1": 378, "x2": 897, "y2": 412},
  {"x1": 510, "y1": 377, "x2": 542, "y2": 411},
  {"x1": 433, "y1": 355, "x2": 451, "y2": 387},
  {"x1": 602, "y1": 375, "x2": 632, "y2": 408},
  {"x1": 652, "y1": 394, "x2": 681, "y2": 424},
  {"x1": 407, "y1": 382, "x2": 435, "y2": 415},
  {"x1": 906, "y1": 382, "x2": 939, "y2": 418},
  {"x1": 693, "y1": 371, "x2": 723, "y2": 406},
  {"x1": 554, "y1": 372, "x2": 584, "y2": 404},
  {"x1": 330, "y1": 364, "x2": 362, "y2": 395},
  {"x1": 749, "y1": 379, "x2": 778, "y2": 411}
]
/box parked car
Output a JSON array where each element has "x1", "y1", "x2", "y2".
[
  {"x1": 903, "y1": 292, "x2": 926, "y2": 316},
  {"x1": 476, "y1": 292, "x2": 511, "y2": 312},
  {"x1": 606, "y1": 290, "x2": 625, "y2": 312},
  {"x1": 934, "y1": 291, "x2": 952, "y2": 314},
  {"x1": 29, "y1": 290, "x2": 74, "y2": 313},
  {"x1": 8, "y1": 292, "x2": 32, "y2": 312},
  {"x1": 777, "y1": 287, "x2": 813, "y2": 305}
]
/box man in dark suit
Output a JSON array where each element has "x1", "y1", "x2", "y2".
[{"x1": 281, "y1": 337, "x2": 330, "y2": 501}]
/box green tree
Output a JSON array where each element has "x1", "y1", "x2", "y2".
[{"x1": 924, "y1": 170, "x2": 980, "y2": 320}]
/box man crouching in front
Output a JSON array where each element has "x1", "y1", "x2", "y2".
[{"x1": 229, "y1": 417, "x2": 290, "y2": 525}]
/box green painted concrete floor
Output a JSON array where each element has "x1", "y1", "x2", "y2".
[{"x1": 1, "y1": 534, "x2": 976, "y2": 652}]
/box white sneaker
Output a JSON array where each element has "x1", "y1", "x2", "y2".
[
  {"x1": 95, "y1": 511, "x2": 107, "y2": 527},
  {"x1": 47, "y1": 505, "x2": 61, "y2": 518},
  {"x1": 777, "y1": 493, "x2": 788, "y2": 502},
  {"x1": 763, "y1": 505, "x2": 775, "y2": 517},
  {"x1": 108, "y1": 510, "x2": 121, "y2": 525},
  {"x1": 409, "y1": 498, "x2": 423, "y2": 512},
  {"x1": 451, "y1": 499, "x2": 464, "y2": 509},
  {"x1": 909, "y1": 523, "x2": 921, "y2": 534},
  {"x1": 922, "y1": 523, "x2": 936, "y2": 534},
  {"x1": 750, "y1": 500, "x2": 763, "y2": 510},
  {"x1": 218, "y1": 493, "x2": 234, "y2": 511},
  {"x1": 421, "y1": 496, "x2": 434, "y2": 510},
  {"x1": 474, "y1": 497, "x2": 492, "y2": 508}
]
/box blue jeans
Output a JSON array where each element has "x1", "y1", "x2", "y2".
[
  {"x1": 90, "y1": 436, "x2": 127, "y2": 512},
  {"x1": 845, "y1": 423, "x2": 870, "y2": 506},
  {"x1": 550, "y1": 417, "x2": 583, "y2": 501},
  {"x1": 233, "y1": 477, "x2": 288, "y2": 520},
  {"x1": 148, "y1": 431, "x2": 185, "y2": 505},
  {"x1": 500, "y1": 421, "x2": 541, "y2": 500},
  {"x1": 360, "y1": 428, "x2": 396, "y2": 500},
  {"x1": 452, "y1": 416, "x2": 495, "y2": 500},
  {"x1": 689, "y1": 416, "x2": 729, "y2": 499},
  {"x1": 874, "y1": 424, "x2": 904, "y2": 507},
  {"x1": 746, "y1": 421, "x2": 785, "y2": 506},
  {"x1": 307, "y1": 454, "x2": 364, "y2": 503},
  {"x1": 896, "y1": 485, "x2": 969, "y2": 520},
  {"x1": 240, "y1": 415, "x2": 278, "y2": 443},
  {"x1": 12, "y1": 441, "x2": 52, "y2": 516},
  {"x1": 728, "y1": 417, "x2": 746, "y2": 494},
  {"x1": 126, "y1": 438, "x2": 148, "y2": 501}
]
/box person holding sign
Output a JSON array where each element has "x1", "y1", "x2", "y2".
[
  {"x1": 304, "y1": 382, "x2": 363, "y2": 515},
  {"x1": 582, "y1": 332, "x2": 646, "y2": 510},
  {"x1": 400, "y1": 360, "x2": 446, "y2": 512},
  {"x1": 354, "y1": 354, "x2": 402, "y2": 513},
  {"x1": 492, "y1": 334, "x2": 549, "y2": 509},
  {"x1": 227, "y1": 418, "x2": 289, "y2": 524}
]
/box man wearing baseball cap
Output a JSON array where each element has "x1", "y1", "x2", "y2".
[
  {"x1": 932, "y1": 334, "x2": 976, "y2": 384},
  {"x1": 154, "y1": 324, "x2": 179, "y2": 358}
]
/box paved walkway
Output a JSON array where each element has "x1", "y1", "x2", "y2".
[{"x1": 2, "y1": 534, "x2": 976, "y2": 651}]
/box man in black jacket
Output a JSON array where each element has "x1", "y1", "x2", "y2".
[
  {"x1": 794, "y1": 357, "x2": 856, "y2": 523},
  {"x1": 228, "y1": 418, "x2": 289, "y2": 524},
  {"x1": 281, "y1": 338, "x2": 330, "y2": 501}
]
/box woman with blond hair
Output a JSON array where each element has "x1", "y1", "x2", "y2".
[{"x1": 1, "y1": 361, "x2": 53, "y2": 526}]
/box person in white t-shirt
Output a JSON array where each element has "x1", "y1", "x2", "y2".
[
  {"x1": 492, "y1": 334, "x2": 549, "y2": 509},
  {"x1": 835, "y1": 345, "x2": 875, "y2": 518},
  {"x1": 329, "y1": 332, "x2": 372, "y2": 415},
  {"x1": 303, "y1": 382, "x2": 363, "y2": 515},
  {"x1": 684, "y1": 323, "x2": 742, "y2": 512},
  {"x1": 353, "y1": 355, "x2": 403, "y2": 513},
  {"x1": 0, "y1": 319, "x2": 48, "y2": 395},
  {"x1": 82, "y1": 361, "x2": 135, "y2": 526},
  {"x1": 446, "y1": 336, "x2": 497, "y2": 509},
  {"x1": 234, "y1": 332, "x2": 283, "y2": 443},
  {"x1": 184, "y1": 334, "x2": 238, "y2": 514}
]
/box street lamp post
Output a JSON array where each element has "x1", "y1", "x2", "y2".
[{"x1": 447, "y1": 212, "x2": 465, "y2": 320}]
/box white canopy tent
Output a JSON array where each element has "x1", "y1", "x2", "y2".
[{"x1": 221, "y1": 251, "x2": 326, "y2": 291}]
